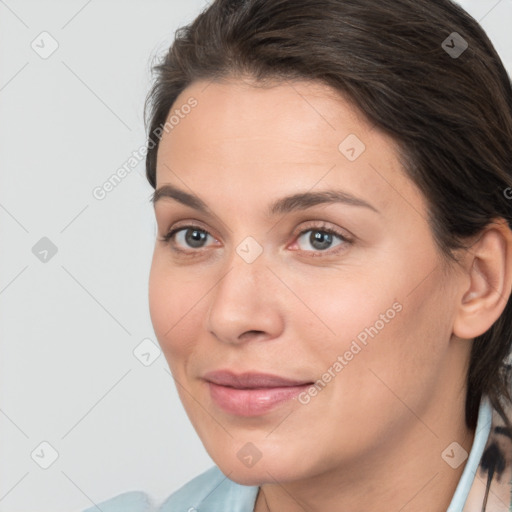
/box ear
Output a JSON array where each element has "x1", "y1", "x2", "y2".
[{"x1": 453, "y1": 218, "x2": 512, "y2": 340}]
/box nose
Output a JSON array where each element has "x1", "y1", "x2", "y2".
[{"x1": 205, "y1": 255, "x2": 285, "y2": 346}]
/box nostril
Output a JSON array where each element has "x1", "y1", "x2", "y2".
[{"x1": 239, "y1": 330, "x2": 266, "y2": 341}]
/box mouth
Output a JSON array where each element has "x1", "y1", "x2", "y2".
[{"x1": 203, "y1": 370, "x2": 314, "y2": 417}]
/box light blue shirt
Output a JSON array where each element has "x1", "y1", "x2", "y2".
[{"x1": 86, "y1": 396, "x2": 492, "y2": 512}]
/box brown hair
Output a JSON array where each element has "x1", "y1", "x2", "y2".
[{"x1": 144, "y1": 0, "x2": 512, "y2": 431}]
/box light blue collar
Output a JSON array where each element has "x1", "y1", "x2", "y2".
[{"x1": 447, "y1": 394, "x2": 492, "y2": 511}]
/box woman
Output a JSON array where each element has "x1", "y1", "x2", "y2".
[{"x1": 89, "y1": 0, "x2": 512, "y2": 510}]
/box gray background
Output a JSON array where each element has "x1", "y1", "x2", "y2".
[{"x1": 0, "y1": 1, "x2": 511, "y2": 510}]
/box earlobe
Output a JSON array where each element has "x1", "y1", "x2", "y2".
[{"x1": 453, "y1": 219, "x2": 512, "y2": 340}]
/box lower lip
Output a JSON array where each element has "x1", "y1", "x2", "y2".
[{"x1": 207, "y1": 382, "x2": 311, "y2": 416}]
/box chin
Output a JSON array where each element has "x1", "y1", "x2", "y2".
[
  {"x1": 217, "y1": 463, "x2": 289, "y2": 486},
  {"x1": 209, "y1": 442, "x2": 314, "y2": 486}
]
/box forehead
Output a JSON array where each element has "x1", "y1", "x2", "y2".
[
  {"x1": 155, "y1": 78, "x2": 426, "y2": 220},
  {"x1": 160, "y1": 78, "x2": 369, "y2": 158}
]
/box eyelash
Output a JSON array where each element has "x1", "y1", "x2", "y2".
[{"x1": 159, "y1": 222, "x2": 352, "y2": 257}]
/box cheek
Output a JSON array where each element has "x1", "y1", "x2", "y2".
[
  {"x1": 334, "y1": 275, "x2": 454, "y2": 415},
  {"x1": 148, "y1": 252, "x2": 205, "y2": 361},
  {"x1": 285, "y1": 267, "x2": 399, "y2": 353},
  {"x1": 295, "y1": 262, "x2": 450, "y2": 393}
]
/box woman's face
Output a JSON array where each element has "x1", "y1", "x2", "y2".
[{"x1": 149, "y1": 78, "x2": 470, "y2": 485}]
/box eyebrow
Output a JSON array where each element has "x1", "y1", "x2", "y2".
[{"x1": 152, "y1": 184, "x2": 379, "y2": 215}]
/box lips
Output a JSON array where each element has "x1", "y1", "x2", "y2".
[
  {"x1": 203, "y1": 370, "x2": 312, "y2": 388},
  {"x1": 203, "y1": 370, "x2": 314, "y2": 416}
]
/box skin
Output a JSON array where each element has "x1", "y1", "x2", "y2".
[{"x1": 149, "y1": 77, "x2": 512, "y2": 512}]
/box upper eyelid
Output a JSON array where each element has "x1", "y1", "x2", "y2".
[
  {"x1": 166, "y1": 222, "x2": 345, "y2": 238},
  {"x1": 163, "y1": 219, "x2": 219, "y2": 238},
  {"x1": 156, "y1": 207, "x2": 353, "y2": 236}
]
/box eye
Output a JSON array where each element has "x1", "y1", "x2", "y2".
[
  {"x1": 160, "y1": 223, "x2": 352, "y2": 256},
  {"x1": 294, "y1": 226, "x2": 350, "y2": 254},
  {"x1": 161, "y1": 225, "x2": 217, "y2": 250}
]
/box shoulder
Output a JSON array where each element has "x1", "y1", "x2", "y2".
[
  {"x1": 79, "y1": 467, "x2": 258, "y2": 512},
  {"x1": 82, "y1": 491, "x2": 154, "y2": 512},
  {"x1": 464, "y1": 393, "x2": 512, "y2": 511},
  {"x1": 158, "y1": 465, "x2": 259, "y2": 512}
]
